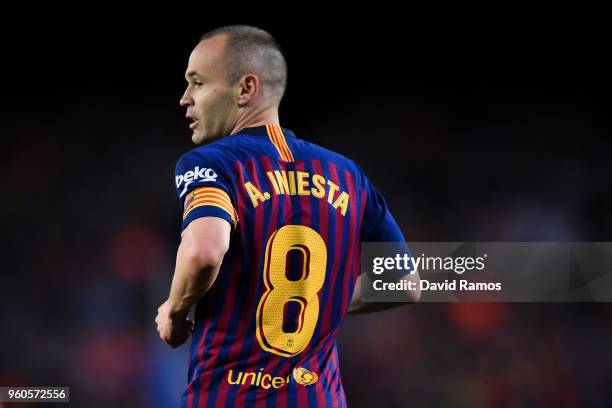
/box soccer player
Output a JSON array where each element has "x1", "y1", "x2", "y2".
[{"x1": 155, "y1": 25, "x2": 419, "y2": 407}]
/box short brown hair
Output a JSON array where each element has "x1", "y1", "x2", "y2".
[{"x1": 200, "y1": 25, "x2": 287, "y2": 104}]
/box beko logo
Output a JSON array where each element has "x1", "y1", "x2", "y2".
[{"x1": 176, "y1": 166, "x2": 217, "y2": 197}]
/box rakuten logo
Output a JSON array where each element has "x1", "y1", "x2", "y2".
[{"x1": 176, "y1": 166, "x2": 218, "y2": 197}]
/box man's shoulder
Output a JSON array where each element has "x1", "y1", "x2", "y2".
[
  {"x1": 298, "y1": 139, "x2": 354, "y2": 165},
  {"x1": 299, "y1": 138, "x2": 364, "y2": 176},
  {"x1": 175, "y1": 141, "x2": 233, "y2": 168}
]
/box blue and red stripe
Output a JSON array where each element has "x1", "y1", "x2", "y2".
[{"x1": 181, "y1": 131, "x2": 374, "y2": 407}]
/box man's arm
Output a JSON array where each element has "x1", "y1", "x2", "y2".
[
  {"x1": 347, "y1": 270, "x2": 420, "y2": 315},
  {"x1": 156, "y1": 216, "x2": 230, "y2": 347},
  {"x1": 348, "y1": 161, "x2": 422, "y2": 314},
  {"x1": 167, "y1": 216, "x2": 230, "y2": 316}
]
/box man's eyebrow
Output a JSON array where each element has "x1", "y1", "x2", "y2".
[{"x1": 185, "y1": 71, "x2": 201, "y2": 79}]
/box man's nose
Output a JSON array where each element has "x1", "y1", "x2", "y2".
[{"x1": 179, "y1": 89, "x2": 192, "y2": 107}]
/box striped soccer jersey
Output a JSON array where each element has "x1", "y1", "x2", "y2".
[{"x1": 174, "y1": 124, "x2": 405, "y2": 407}]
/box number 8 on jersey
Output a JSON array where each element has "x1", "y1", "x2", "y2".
[{"x1": 256, "y1": 225, "x2": 327, "y2": 357}]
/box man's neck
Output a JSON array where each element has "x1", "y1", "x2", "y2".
[{"x1": 229, "y1": 107, "x2": 280, "y2": 136}]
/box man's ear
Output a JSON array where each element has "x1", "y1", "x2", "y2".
[{"x1": 237, "y1": 74, "x2": 259, "y2": 106}]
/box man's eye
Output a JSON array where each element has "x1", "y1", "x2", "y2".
[{"x1": 194, "y1": 81, "x2": 203, "y2": 87}]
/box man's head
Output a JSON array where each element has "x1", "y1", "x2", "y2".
[{"x1": 179, "y1": 25, "x2": 287, "y2": 144}]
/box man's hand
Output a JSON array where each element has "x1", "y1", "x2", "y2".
[{"x1": 155, "y1": 300, "x2": 195, "y2": 348}]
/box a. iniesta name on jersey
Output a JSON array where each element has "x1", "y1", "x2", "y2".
[{"x1": 243, "y1": 170, "x2": 350, "y2": 216}]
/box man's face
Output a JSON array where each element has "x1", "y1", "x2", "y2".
[{"x1": 180, "y1": 35, "x2": 237, "y2": 144}]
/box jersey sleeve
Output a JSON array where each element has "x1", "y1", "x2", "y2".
[
  {"x1": 356, "y1": 163, "x2": 415, "y2": 280},
  {"x1": 174, "y1": 149, "x2": 238, "y2": 231},
  {"x1": 356, "y1": 162, "x2": 405, "y2": 243}
]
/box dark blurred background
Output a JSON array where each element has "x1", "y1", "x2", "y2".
[{"x1": 1, "y1": 9, "x2": 611, "y2": 408}]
